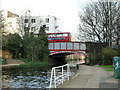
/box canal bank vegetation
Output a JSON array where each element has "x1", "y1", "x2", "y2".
[
  {"x1": 100, "y1": 65, "x2": 113, "y2": 72},
  {"x1": 19, "y1": 61, "x2": 50, "y2": 69},
  {"x1": 1, "y1": 58, "x2": 7, "y2": 65},
  {"x1": 2, "y1": 13, "x2": 50, "y2": 66},
  {"x1": 65, "y1": 54, "x2": 80, "y2": 64},
  {"x1": 88, "y1": 47, "x2": 119, "y2": 66}
]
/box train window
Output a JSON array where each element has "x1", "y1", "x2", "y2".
[
  {"x1": 63, "y1": 33, "x2": 68, "y2": 37},
  {"x1": 74, "y1": 43, "x2": 79, "y2": 50},
  {"x1": 54, "y1": 43, "x2": 60, "y2": 49},
  {"x1": 52, "y1": 34, "x2": 56, "y2": 37},
  {"x1": 80, "y1": 43, "x2": 86, "y2": 50},
  {"x1": 46, "y1": 18, "x2": 49, "y2": 23},
  {"x1": 67, "y1": 43, "x2": 72, "y2": 49},
  {"x1": 61, "y1": 42, "x2": 66, "y2": 49},
  {"x1": 49, "y1": 43, "x2": 53, "y2": 49},
  {"x1": 57, "y1": 34, "x2": 62, "y2": 37}
]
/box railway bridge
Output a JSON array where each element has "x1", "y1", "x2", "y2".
[{"x1": 48, "y1": 41, "x2": 86, "y2": 66}]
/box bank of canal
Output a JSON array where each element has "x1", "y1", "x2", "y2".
[
  {"x1": 2, "y1": 61, "x2": 51, "y2": 88},
  {"x1": 2, "y1": 66, "x2": 51, "y2": 88},
  {"x1": 2, "y1": 61, "x2": 78, "y2": 88}
]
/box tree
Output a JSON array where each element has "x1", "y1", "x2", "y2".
[
  {"x1": 77, "y1": 1, "x2": 120, "y2": 47},
  {"x1": 32, "y1": 25, "x2": 49, "y2": 62},
  {"x1": 2, "y1": 10, "x2": 50, "y2": 62},
  {"x1": 19, "y1": 10, "x2": 42, "y2": 59},
  {"x1": 2, "y1": 34, "x2": 22, "y2": 59},
  {"x1": 37, "y1": 25, "x2": 49, "y2": 62},
  {"x1": 19, "y1": 11, "x2": 49, "y2": 62}
]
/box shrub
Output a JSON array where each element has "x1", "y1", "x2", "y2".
[
  {"x1": 102, "y1": 47, "x2": 119, "y2": 65},
  {"x1": 88, "y1": 50, "x2": 101, "y2": 65},
  {"x1": 2, "y1": 58, "x2": 7, "y2": 65},
  {"x1": 19, "y1": 61, "x2": 50, "y2": 69}
]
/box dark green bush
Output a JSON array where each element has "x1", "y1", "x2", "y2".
[
  {"x1": 88, "y1": 50, "x2": 102, "y2": 65},
  {"x1": 2, "y1": 58, "x2": 7, "y2": 65},
  {"x1": 102, "y1": 47, "x2": 119, "y2": 65},
  {"x1": 19, "y1": 61, "x2": 50, "y2": 69}
]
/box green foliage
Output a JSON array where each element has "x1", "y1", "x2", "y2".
[
  {"x1": 88, "y1": 50, "x2": 99, "y2": 65},
  {"x1": 2, "y1": 19, "x2": 49, "y2": 64},
  {"x1": 100, "y1": 65, "x2": 113, "y2": 72},
  {"x1": 106, "y1": 69, "x2": 113, "y2": 71},
  {"x1": 20, "y1": 58, "x2": 29, "y2": 63},
  {"x1": 2, "y1": 35, "x2": 8, "y2": 51},
  {"x1": 2, "y1": 34, "x2": 22, "y2": 59},
  {"x1": 19, "y1": 61, "x2": 50, "y2": 69},
  {"x1": 101, "y1": 65, "x2": 113, "y2": 68},
  {"x1": 102, "y1": 47, "x2": 119, "y2": 65},
  {"x1": 20, "y1": 25, "x2": 49, "y2": 62},
  {"x1": 2, "y1": 58, "x2": 7, "y2": 65},
  {"x1": 65, "y1": 59, "x2": 70, "y2": 63}
]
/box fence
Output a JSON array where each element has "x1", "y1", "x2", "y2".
[{"x1": 49, "y1": 64, "x2": 71, "y2": 88}]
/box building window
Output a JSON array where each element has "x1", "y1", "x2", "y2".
[
  {"x1": 24, "y1": 19, "x2": 28, "y2": 23},
  {"x1": 46, "y1": 27, "x2": 49, "y2": 31},
  {"x1": 31, "y1": 19, "x2": 36, "y2": 23},
  {"x1": 46, "y1": 18, "x2": 49, "y2": 23}
]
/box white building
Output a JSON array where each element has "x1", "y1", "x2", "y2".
[
  {"x1": 1, "y1": 10, "x2": 60, "y2": 35},
  {"x1": 21, "y1": 14, "x2": 60, "y2": 34},
  {"x1": 39, "y1": 15, "x2": 60, "y2": 33},
  {"x1": 1, "y1": 10, "x2": 19, "y2": 35}
]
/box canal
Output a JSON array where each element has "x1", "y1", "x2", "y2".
[
  {"x1": 2, "y1": 65, "x2": 77, "y2": 88},
  {"x1": 2, "y1": 67, "x2": 51, "y2": 88}
]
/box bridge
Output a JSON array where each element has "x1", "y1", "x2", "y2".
[{"x1": 48, "y1": 41, "x2": 86, "y2": 66}]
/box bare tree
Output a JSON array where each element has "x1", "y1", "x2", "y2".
[
  {"x1": 76, "y1": 1, "x2": 120, "y2": 47},
  {"x1": 19, "y1": 10, "x2": 43, "y2": 39}
]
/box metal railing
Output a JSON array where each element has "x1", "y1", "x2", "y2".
[{"x1": 49, "y1": 64, "x2": 71, "y2": 88}]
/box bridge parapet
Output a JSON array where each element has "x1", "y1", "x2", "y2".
[{"x1": 49, "y1": 42, "x2": 86, "y2": 55}]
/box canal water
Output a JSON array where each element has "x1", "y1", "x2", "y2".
[
  {"x1": 2, "y1": 67, "x2": 51, "y2": 88},
  {"x1": 2, "y1": 65, "x2": 77, "y2": 88}
]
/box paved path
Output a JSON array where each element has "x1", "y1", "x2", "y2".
[
  {"x1": 6, "y1": 59, "x2": 25, "y2": 64},
  {"x1": 58, "y1": 65, "x2": 119, "y2": 88},
  {"x1": 1, "y1": 59, "x2": 25, "y2": 69}
]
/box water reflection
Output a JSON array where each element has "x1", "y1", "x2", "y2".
[{"x1": 2, "y1": 67, "x2": 51, "y2": 88}]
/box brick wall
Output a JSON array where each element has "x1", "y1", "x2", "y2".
[{"x1": 0, "y1": 49, "x2": 12, "y2": 59}]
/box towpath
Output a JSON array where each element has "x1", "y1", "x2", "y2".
[{"x1": 58, "y1": 65, "x2": 119, "y2": 88}]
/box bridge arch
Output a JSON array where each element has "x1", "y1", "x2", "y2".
[{"x1": 49, "y1": 51, "x2": 87, "y2": 66}]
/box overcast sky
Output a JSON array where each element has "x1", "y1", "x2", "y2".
[{"x1": 1, "y1": 0, "x2": 95, "y2": 40}]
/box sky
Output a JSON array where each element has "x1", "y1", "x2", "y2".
[{"x1": 1, "y1": 0, "x2": 94, "y2": 40}]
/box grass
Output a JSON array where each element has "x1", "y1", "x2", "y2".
[
  {"x1": 101, "y1": 65, "x2": 113, "y2": 68},
  {"x1": 106, "y1": 69, "x2": 113, "y2": 71},
  {"x1": 100, "y1": 65, "x2": 113, "y2": 72},
  {"x1": 2, "y1": 61, "x2": 7, "y2": 65},
  {"x1": 19, "y1": 61, "x2": 50, "y2": 68}
]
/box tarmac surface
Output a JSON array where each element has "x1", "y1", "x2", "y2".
[
  {"x1": 1, "y1": 59, "x2": 25, "y2": 68},
  {"x1": 58, "y1": 65, "x2": 119, "y2": 88}
]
